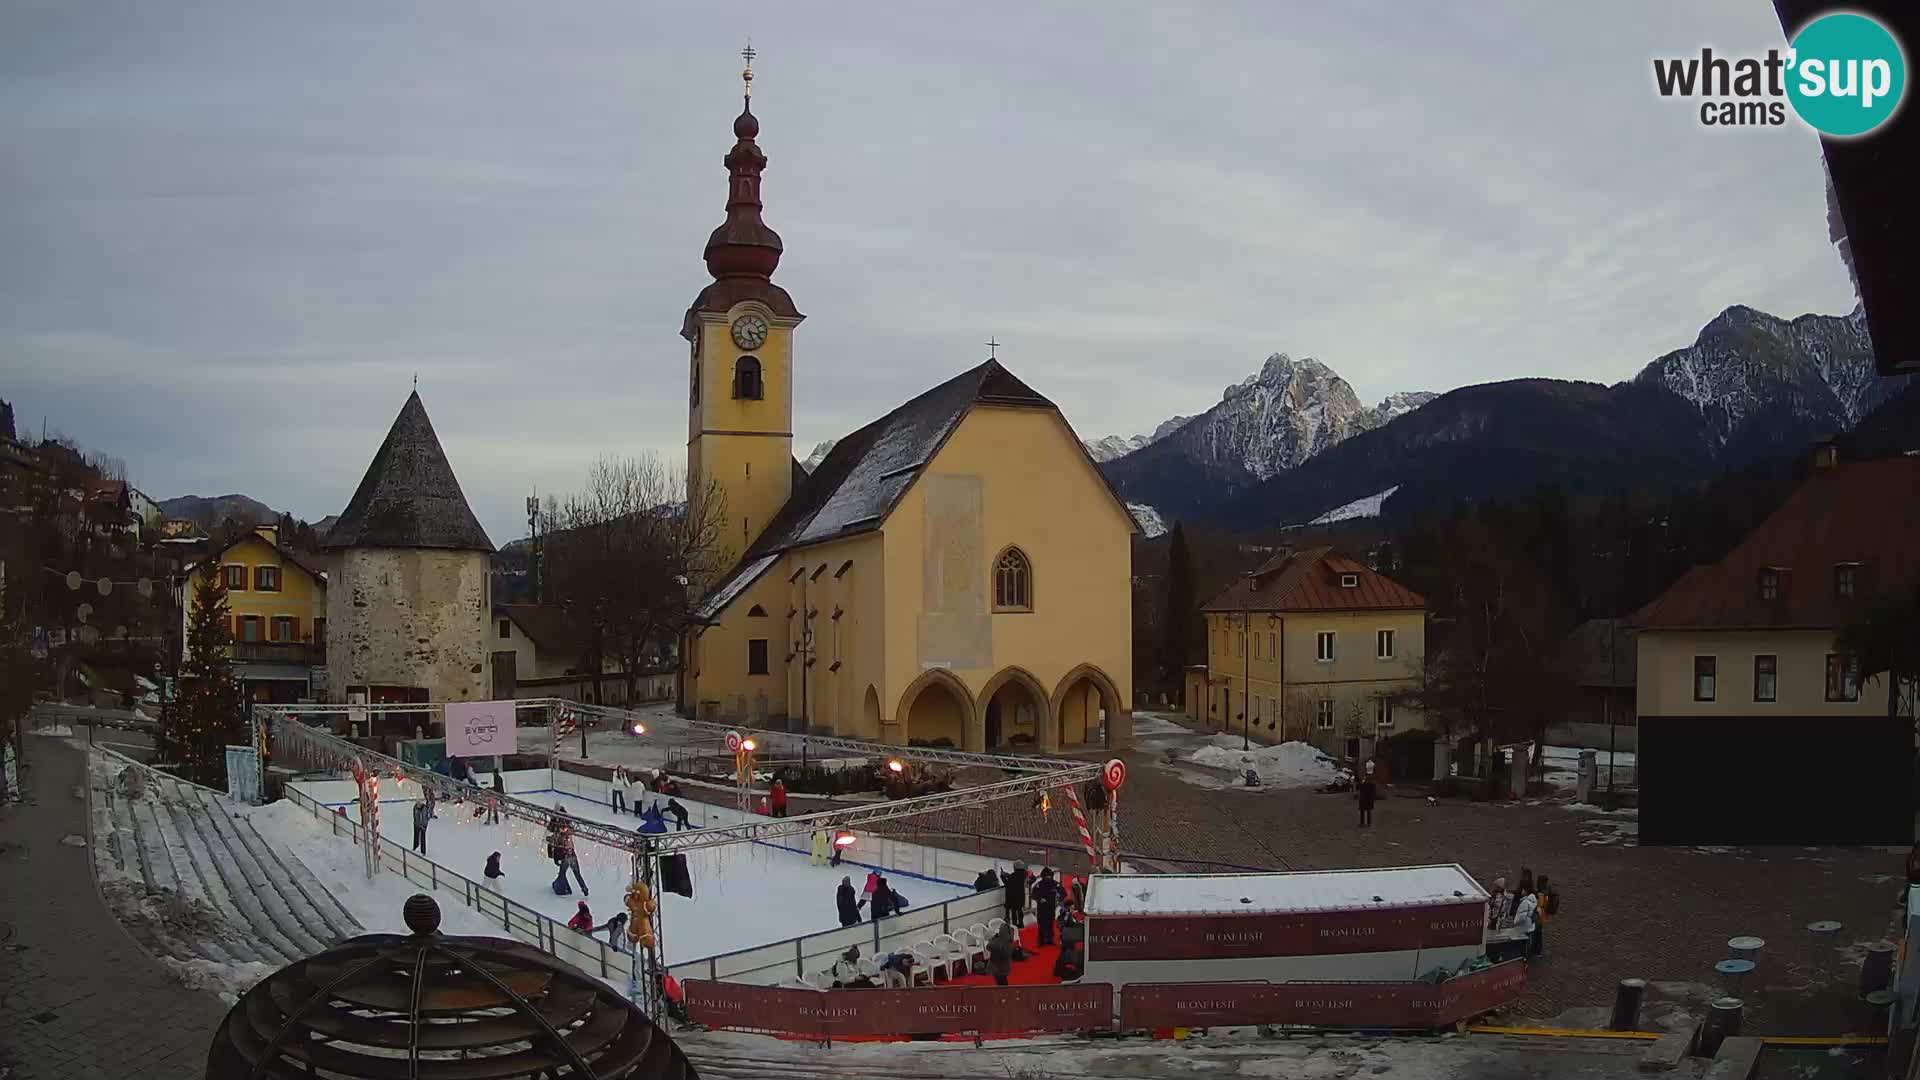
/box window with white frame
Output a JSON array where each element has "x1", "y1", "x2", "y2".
[
  {"x1": 1374, "y1": 696, "x2": 1394, "y2": 729},
  {"x1": 1376, "y1": 628, "x2": 1395, "y2": 659},
  {"x1": 1316, "y1": 631, "x2": 1335, "y2": 662},
  {"x1": 1314, "y1": 698, "x2": 1335, "y2": 729}
]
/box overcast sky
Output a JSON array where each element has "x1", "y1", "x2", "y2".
[{"x1": 1, "y1": 1, "x2": 1858, "y2": 543}]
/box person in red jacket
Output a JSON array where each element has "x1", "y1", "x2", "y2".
[
  {"x1": 769, "y1": 776, "x2": 789, "y2": 818},
  {"x1": 567, "y1": 900, "x2": 594, "y2": 932}
]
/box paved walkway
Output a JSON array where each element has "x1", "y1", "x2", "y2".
[{"x1": 0, "y1": 734, "x2": 229, "y2": 1080}]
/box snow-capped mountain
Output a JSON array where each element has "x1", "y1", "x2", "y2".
[
  {"x1": 1084, "y1": 416, "x2": 1193, "y2": 463},
  {"x1": 1634, "y1": 304, "x2": 1901, "y2": 444},
  {"x1": 1127, "y1": 503, "x2": 1168, "y2": 538},
  {"x1": 800, "y1": 439, "x2": 837, "y2": 473}
]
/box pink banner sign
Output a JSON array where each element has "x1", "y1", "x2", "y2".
[{"x1": 445, "y1": 700, "x2": 517, "y2": 758}]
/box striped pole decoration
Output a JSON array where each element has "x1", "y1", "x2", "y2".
[{"x1": 1064, "y1": 785, "x2": 1099, "y2": 870}]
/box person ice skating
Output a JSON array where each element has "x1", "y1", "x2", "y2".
[
  {"x1": 488, "y1": 771, "x2": 503, "y2": 824},
  {"x1": 568, "y1": 900, "x2": 594, "y2": 932},
  {"x1": 862, "y1": 870, "x2": 880, "y2": 898},
  {"x1": 769, "y1": 776, "x2": 788, "y2": 818},
  {"x1": 1001, "y1": 861, "x2": 1031, "y2": 930},
  {"x1": 638, "y1": 803, "x2": 668, "y2": 835},
  {"x1": 611, "y1": 766, "x2": 629, "y2": 813},
  {"x1": 666, "y1": 798, "x2": 691, "y2": 831},
  {"x1": 866, "y1": 875, "x2": 895, "y2": 921},
  {"x1": 974, "y1": 867, "x2": 1000, "y2": 893},
  {"x1": 809, "y1": 829, "x2": 831, "y2": 866},
  {"x1": 484, "y1": 852, "x2": 505, "y2": 891},
  {"x1": 1357, "y1": 761, "x2": 1377, "y2": 827},
  {"x1": 603, "y1": 912, "x2": 629, "y2": 953},
  {"x1": 986, "y1": 923, "x2": 1014, "y2": 986},
  {"x1": 837, "y1": 877, "x2": 861, "y2": 927},
  {"x1": 411, "y1": 798, "x2": 430, "y2": 854},
  {"x1": 556, "y1": 824, "x2": 588, "y2": 895},
  {"x1": 1031, "y1": 868, "x2": 1061, "y2": 947}
]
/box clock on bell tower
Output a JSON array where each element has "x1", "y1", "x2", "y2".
[{"x1": 684, "y1": 47, "x2": 805, "y2": 565}]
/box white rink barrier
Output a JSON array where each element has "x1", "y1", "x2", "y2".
[{"x1": 280, "y1": 783, "x2": 639, "y2": 990}]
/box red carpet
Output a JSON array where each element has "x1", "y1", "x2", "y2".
[{"x1": 770, "y1": 919, "x2": 1074, "y2": 1043}]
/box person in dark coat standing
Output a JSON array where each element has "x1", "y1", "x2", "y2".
[
  {"x1": 483, "y1": 851, "x2": 505, "y2": 891},
  {"x1": 986, "y1": 923, "x2": 1014, "y2": 986},
  {"x1": 836, "y1": 876, "x2": 861, "y2": 927},
  {"x1": 1356, "y1": 760, "x2": 1377, "y2": 827},
  {"x1": 488, "y1": 771, "x2": 504, "y2": 824},
  {"x1": 866, "y1": 875, "x2": 896, "y2": 921},
  {"x1": 1030, "y1": 868, "x2": 1061, "y2": 947},
  {"x1": 411, "y1": 799, "x2": 430, "y2": 853},
  {"x1": 1001, "y1": 861, "x2": 1031, "y2": 930},
  {"x1": 666, "y1": 798, "x2": 691, "y2": 831}
]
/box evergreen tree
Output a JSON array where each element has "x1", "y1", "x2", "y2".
[
  {"x1": 162, "y1": 571, "x2": 245, "y2": 786},
  {"x1": 1162, "y1": 522, "x2": 1195, "y2": 697}
]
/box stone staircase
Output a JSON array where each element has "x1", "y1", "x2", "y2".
[{"x1": 87, "y1": 750, "x2": 362, "y2": 972}]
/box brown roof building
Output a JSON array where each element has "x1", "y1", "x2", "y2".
[
  {"x1": 1189, "y1": 549, "x2": 1428, "y2": 763},
  {"x1": 1629, "y1": 448, "x2": 1918, "y2": 845}
]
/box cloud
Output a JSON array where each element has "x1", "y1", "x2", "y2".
[{"x1": 0, "y1": 1, "x2": 1857, "y2": 542}]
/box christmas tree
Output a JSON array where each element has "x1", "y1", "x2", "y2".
[{"x1": 162, "y1": 570, "x2": 245, "y2": 786}]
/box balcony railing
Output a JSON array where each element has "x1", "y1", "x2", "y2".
[{"x1": 231, "y1": 641, "x2": 325, "y2": 665}]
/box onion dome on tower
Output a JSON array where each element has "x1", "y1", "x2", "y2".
[{"x1": 684, "y1": 46, "x2": 803, "y2": 338}]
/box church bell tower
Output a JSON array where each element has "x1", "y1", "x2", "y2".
[{"x1": 684, "y1": 46, "x2": 804, "y2": 563}]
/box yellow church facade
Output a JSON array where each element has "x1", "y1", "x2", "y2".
[{"x1": 677, "y1": 65, "x2": 1134, "y2": 752}]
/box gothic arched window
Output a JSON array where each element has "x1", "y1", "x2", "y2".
[
  {"x1": 733, "y1": 356, "x2": 763, "y2": 400},
  {"x1": 993, "y1": 547, "x2": 1032, "y2": 612}
]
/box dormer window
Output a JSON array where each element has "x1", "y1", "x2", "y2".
[
  {"x1": 733, "y1": 356, "x2": 763, "y2": 400},
  {"x1": 1338, "y1": 573, "x2": 1359, "y2": 589},
  {"x1": 1758, "y1": 569, "x2": 1779, "y2": 602},
  {"x1": 1834, "y1": 563, "x2": 1858, "y2": 600}
]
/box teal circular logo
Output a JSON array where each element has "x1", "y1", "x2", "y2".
[{"x1": 1786, "y1": 13, "x2": 1907, "y2": 137}]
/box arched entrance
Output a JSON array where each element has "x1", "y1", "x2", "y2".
[
  {"x1": 978, "y1": 667, "x2": 1050, "y2": 751},
  {"x1": 895, "y1": 669, "x2": 976, "y2": 750},
  {"x1": 860, "y1": 685, "x2": 882, "y2": 739},
  {"x1": 1051, "y1": 664, "x2": 1126, "y2": 750}
]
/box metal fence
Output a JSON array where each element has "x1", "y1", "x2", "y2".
[{"x1": 279, "y1": 784, "x2": 639, "y2": 986}]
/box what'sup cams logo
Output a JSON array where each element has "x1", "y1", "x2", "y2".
[{"x1": 1654, "y1": 11, "x2": 1907, "y2": 136}]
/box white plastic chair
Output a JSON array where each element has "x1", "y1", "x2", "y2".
[
  {"x1": 931, "y1": 933, "x2": 976, "y2": 980},
  {"x1": 985, "y1": 917, "x2": 1008, "y2": 938},
  {"x1": 856, "y1": 958, "x2": 886, "y2": 984},
  {"x1": 909, "y1": 944, "x2": 944, "y2": 984}
]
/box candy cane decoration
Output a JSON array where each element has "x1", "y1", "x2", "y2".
[
  {"x1": 1064, "y1": 785, "x2": 1099, "y2": 870},
  {"x1": 1101, "y1": 758, "x2": 1126, "y2": 873},
  {"x1": 351, "y1": 756, "x2": 381, "y2": 881}
]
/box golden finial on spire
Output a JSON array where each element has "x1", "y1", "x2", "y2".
[{"x1": 741, "y1": 41, "x2": 756, "y2": 98}]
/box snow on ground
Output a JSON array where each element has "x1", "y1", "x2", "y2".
[
  {"x1": 285, "y1": 780, "x2": 972, "y2": 964},
  {"x1": 1306, "y1": 485, "x2": 1400, "y2": 525},
  {"x1": 161, "y1": 957, "x2": 280, "y2": 1002},
  {"x1": 1188, "y1": 737, "x2": 1345, "y2": 789},
  {"x1": 32, "y1": 724, "x2": 74, "y2": 737},
  {"x1": 1129, "y1": 712, "x2": 1193, "y2": 740},
  {"x1": 244, "y1": 800, "x2": 506, "y2": 938},
  {"x1": 1538, "y1": 745, "x2": 1637, "y2": 790}
]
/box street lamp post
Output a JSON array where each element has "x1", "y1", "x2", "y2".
[{"x1": 1241, "y1": 612, "x2": 1251, "y2": 751}]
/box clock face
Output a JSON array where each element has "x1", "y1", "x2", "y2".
[{"x1": 731, "y1": 314, "x2": 769, "y2": 350}]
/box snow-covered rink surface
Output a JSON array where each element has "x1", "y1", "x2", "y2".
[{"x1": 287, "y1": 775, "x2": 975, "y2": 965}]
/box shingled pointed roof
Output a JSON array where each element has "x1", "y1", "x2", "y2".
[
  {"x1": 323, "y1": 391, "x2": 494, "y2": 552},
  {"x1": 695, "y1": 358, "x2": 1129, "y2": 620},
  {"x1": 1203, "y1": 547, "x2": 1425, "y2": 613}
]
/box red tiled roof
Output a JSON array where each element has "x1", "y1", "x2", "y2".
[
  {"x1": 1632, "y1": 455, "x2": 1920, "y2": 630},
  {"x1": 1202, "y1": 547, "x2": 1425, "y2": 613}
]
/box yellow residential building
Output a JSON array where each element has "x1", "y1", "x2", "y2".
[
  {"x1": 1188, "y1": 548, "x2": 1427, "y2": 760},
  {"x1": 678, "y1": 74, "x2": 1135, "y2": 751},
  {"x1": 182, "y1": 524, "x2": 328, "y2": 703}
]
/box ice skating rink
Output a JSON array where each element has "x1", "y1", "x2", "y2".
[{"x1": 292, "y1": 775, "x2": 974, "y2": 965}]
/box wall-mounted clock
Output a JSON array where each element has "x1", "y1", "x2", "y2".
[{"x1": 731, "y1": 313, "x2": 769, "y2": 350}]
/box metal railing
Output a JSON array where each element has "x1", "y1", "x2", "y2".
[
  {"x1": 668, "y1": 888, "x2": 1006, "y2": 987},
  {"x1": 279, "y1": 784, "x2": 640, "y2": 987}
]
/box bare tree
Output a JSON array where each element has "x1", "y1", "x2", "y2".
[{"x1": 543, "y1": 456, "x2": 728, "y2": 705}]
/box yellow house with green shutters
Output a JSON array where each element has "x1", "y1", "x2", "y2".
[
  {"x1": 183, "y1": 524, "x2": 328, "y2": 703},
  {"x1": 678, "y1": 82, "x2": 1134, "y2": 751}
]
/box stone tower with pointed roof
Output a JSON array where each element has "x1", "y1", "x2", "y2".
[{"x1": 324, "y1": 391, "x2": 496, "y2": 713}]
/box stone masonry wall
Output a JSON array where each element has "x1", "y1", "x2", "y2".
[{"x1": 325, "y1": 546, "x2": 490, "y2": 704}]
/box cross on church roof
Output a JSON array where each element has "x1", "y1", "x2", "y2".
[
  {"x1": 741, "y1": 42, "x2": 755, "y2": 97},
  {"x1": 985, "y1": 337, "x2": 1000, "y2": 359}
]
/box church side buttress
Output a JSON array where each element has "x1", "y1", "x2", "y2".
[{"x1": 684, "y1": 53, "x2": 803, "y2": 564}]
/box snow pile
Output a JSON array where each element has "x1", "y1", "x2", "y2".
[
  {"x1": 162, "y1": 957, "x2": 278, "y2": 1003},
  {"x1": 1188, "y1": 738, "x2": 1345, "y2": 788},
  {"x1": 32, "y1": 724, "x2": 75, "y2": 737}
]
